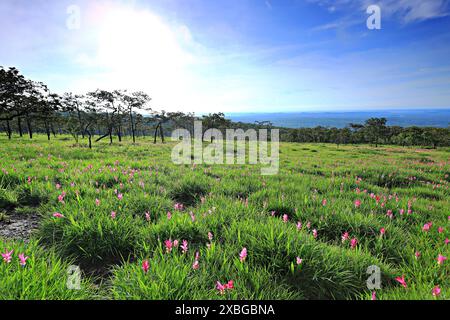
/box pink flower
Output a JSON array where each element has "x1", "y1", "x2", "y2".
[
  {"x1": 296, "y1": 257, "x2": 303, "y2": 265},
  {"x1": 415, "y1": 251, "x2": 421, "y2": 259},
  {"x1": 208, "y1": 232, "x2": 213, "y2": 241},
  {"x1": 117, "y1": 193, "x2": 123, "y2": 200},
  {"x1": 445, "y1": 238, "x2": 449, "y2": 245},
  {"x1": 145, "y1": 212, "x2": 150, "y2": 221},
  {"x1": 371, "y1": 291, "x2": 376, "y2": 300},
  {"x1": 422, "y1": 222, "x2": 432, "y2": 232},
  {"x1": 18, "y1": 253, "x2": 28, "y2": 266},
  {"x1": 1, "y1": 250, "x2": 13, "y2": 263},
  {"x1": 192, "y1": 260, "x2": 199, "y2": 270},
  {"x1": 53, "y1": 212, "x2": 64, "y2": 218},
  {"x1": 216, "y1": 281, "x2": 226, "y2": 295},
  {"x1": 95, "y1": 198, "x2": 100, "y2": 206},
  {"x1": 190, "y1": 211, "x2": 196, "y2": 222},
  {"x1": 437, "y1": 254, "x2": 447, "y2": 265},
  {"x1": 239, "y1": 247, "x2": 247, "y2": 262},
  {"x1": 165, "y1": 239, "x2": 173, "y2": 253},
  {"x1": 380, "y1": 228, "x2": 386, "y2": 236},
  {"x1": 350, "y1": 237, "x2": 358, "y2": 249},
  {"x1": 312, "y1": 229, "x2": 318, "y2": 239},
  {"x1": 282, "y1": 214, "x2": 288, "y2": 223},
  {"x1": 354, "y1": 199, "x2": 361, "y2": 208},
  {"x1": 216, "y1": 280, "x2": 234, "y2": 294},
  {"x1": 167, "y1": 211, "x2": 172, "y2": 220},
  {"x1": 322, "y1": 199, "x2": 327, "y2": 206},
  {"x1": 395, "y1": 275, "x2": 407, "y2": 288},
  {"x1": 341, "y1": 232, "x2": 350, "y2": 243},
  {"x1": 174, "y1": 203, "x2": 184, "y2": 211},
  {"x1": 56, "y1": 183, "x2": 61, "y2": 189},
  {"x1": 181, "y1": 240, "x2": 188, "y2": 253},
  {"x1": 57, "y1": 194, "x2": 65, "y2": 203},
  {"x1": 386, "y1": 210, "x2": 393, "y2": 219},
  {"x1": 438, "y1": 227, "x2": 444, "y2": 233},
  {"x1": 111, "y1": 211, "x2": 116, "y2": 219},
  {"x1": 432, "y1": 285, "x2": 441, "y2": 297},
  {"x1": 142, "y1": 260, "x2": 149, "y2": 273},
  {"x1": 296, "y1": 221, "x2": 302, "y2": 230},
  {"x1": 173, "y1": 240, "x2": 179, "y2": 248}
]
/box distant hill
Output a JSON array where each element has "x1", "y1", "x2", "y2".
[{"x1": 226, "y1": 109, "x2": 450, "y2": 128}]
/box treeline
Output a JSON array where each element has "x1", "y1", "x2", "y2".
[
  {"x1": 1, "y1": 66, "x2": 449, "y2": 148},
  {"x1": 280, "y1": 119, "x2": 450, "y2": 148}
]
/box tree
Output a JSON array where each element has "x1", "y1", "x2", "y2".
[
  {"x1": 0, "y1": 66, "x2": 33, "y2": 139},
  {"x1": 364, "y1": 117, "x2": 387, "y2": 147},
  {"x1": 121, "y1": 90, "x2": 151, "y2": 143}
]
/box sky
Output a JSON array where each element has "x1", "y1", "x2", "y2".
[{"x1": 1, "y1": 0, "x2": 450, "y2": 113}]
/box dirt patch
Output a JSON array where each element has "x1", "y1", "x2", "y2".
[{"x1": 0, "y1": 212, "x2": 41, "y2": 241}]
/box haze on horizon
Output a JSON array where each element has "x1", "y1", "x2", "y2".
[{"x1": 1, "y1": 0, "x2": 450, "y2": 114}]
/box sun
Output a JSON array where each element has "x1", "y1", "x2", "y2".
[{"x1": 77, "y1": 3, "x2": 194, "y2": 109}]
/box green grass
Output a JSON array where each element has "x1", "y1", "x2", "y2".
[{"x1": 0, "y1": 135, "x2": 448, "y2": 300}]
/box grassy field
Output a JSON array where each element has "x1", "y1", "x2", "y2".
[{"x1": 0, "y1": 135, "x2": 448, "y2": 300}]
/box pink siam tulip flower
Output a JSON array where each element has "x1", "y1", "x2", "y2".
[
  {"x1": 145, "y1": 212, "x2": 151, "y2": 221},
  {"x1": 445, "y1": 238, "x2": 449, "y2": 245},
  {"x1": 306, "y1": 221, "x2": 311, "y2": 229},
  {"x1": 1, "y1": 250, "x2": 13, "y2": 263},
  {"x1": 53, "y1": 212, "x2": 64, "y2": 218},
  {"x1": 226, "y1": 280, "x2": 234, "y2": 290},
  {"x1": 117, "y1": 193, "x2": 123, "y2": 200},
  {"x1": 395, "y1": 275, "x2": 407, "y2": 288},
  {"x1": 208, "y1": 232, "x2": 213, "y2": 241},
  {"x1": 173, "y1": 240, "x2": 179, "y2": 248},
  {"x1": 271, "y1": 211, "x2": 276, "y2": 217},
  {"x1": 181, "y1": 240, "x2": 188, "y2": 254},
  {"x1": 380, "y1": 228, "x2": 386, "y2": 236},
  {"x1": 18, "y1": 253, "x2": 28, "y2": 266},
  {"x1": 296, "y1": 257, "x2": 303, "y2": 265},
  {"x1": 399, "y1": 209, "x2": 405, "y2": 215},
  {"x1": 422, "y1": 222, "x2": 432, "y2": 232},
  {"x1": 282, "y1": 214, "x2": 288, "y2": 223},
  {"x1": 386, "y1": 210, "x2": 393, "y2": 219},
  {"x1": 432, "y1": 285, "x2": 441, "y2": 297},
  {"x1": 165, "y1": 239, "x2": 173, "y2": 253},
  {"x1": 322, "y1": 199, "x2": 327, "y2": 206},
  {"x1": 192, "y1": 260, "x2": 199, "y2": 270},
  {"x1": 174, "y1": 203, "x2": 184, "y2": 211},
  {"x1": 342, "y1": 232, "x2": 350, "y2": 243},
  {"x1": 111, "y1": 211, "x2": 116, "y2": 219},
  {"x1": 56, "y1": 183, "x2": 61, "y2": 189},
  {"x1": 437, "y1": 227, "x2": 444, "y2": 234},
  {"x1": 142, "y1": 260, "x2": 149, "y2": 273},
  {"x1": 312, "y1": 229, "x2": 318, "y2": 239},
  {"x1": 296, "y1": 221, "x2": 302, "y2": 231},
  {"x1": 95, "y1": 198, "x2": 100, "y2": 206},
  {"x1": 371, "y1": 291, "x2": 376, "y2": 300},
  {"x1": 437, "y1": 254, "x2": 447, "y2": 265},
  {"x1": 190, "y1": 211, "x2": 196, "y2": 222},
  {"x1": 216, "y1": 282, "x2": 226, "y2": 294},
  {"x1": 239, "y1": 247, "x2": 247, "y2": 262},
  {"x1": 167, "y1": 211, "x2": 172, "y2": 220},
  {"x1": 415, "y1": 251, "x2": 421, "y2": 259},
  {"x1": 350, "y1": 238, "x2": 358, "y2": 249},
  {"x1": 354, "y1": 199, "x2": 361, "y2": 208}
]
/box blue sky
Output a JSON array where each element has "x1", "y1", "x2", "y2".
[{"x1": 1, "y1": 0, "x2": 450, "y2": 113}]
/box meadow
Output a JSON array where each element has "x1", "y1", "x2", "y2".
[{"x1": 0, "y1": 135, "x2": 448, "y2": 300}]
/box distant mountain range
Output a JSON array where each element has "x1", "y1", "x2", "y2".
[{"x1": 225, "y1": 109, "x2": 450, "y2": 128}]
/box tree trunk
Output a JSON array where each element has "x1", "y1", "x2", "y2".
[
  {"x1": 153, "y1": 123, "x2": 160, "y2": 144},
  {"x1": 45, "y1": 121, "x2": 51, "y2": 140},
  {"x1": 26, "y1": 115, "x2": 33, "y2": 139},
  {"x1": 160, "y1": 123, "x2": 165, "y2": 143},
  {"x1": 6, "y1": 120, "x2": 12, "y2": 140},
  {"x1": 17, "y1": 117, "x2": 23, "y2": 137},
  {"x1": 129, "y1": 111, "x2": 135, "y2": 143}
]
